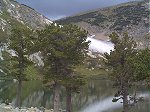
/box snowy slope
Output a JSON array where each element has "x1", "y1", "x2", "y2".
[{"x1": 87, "y1": 35, "x2": 114, "y2": 54}]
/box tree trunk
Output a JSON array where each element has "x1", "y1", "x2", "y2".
[
  {"x1": 122, "y1": 86, "x2": 129, "y2": 112},
  {"x1": 66, "y1": 87, "x2": 72, "y2": 112},
  {"x1": 15, "y1": 80, "x2": 22, "y2": 108},
  {"x1": 53, "y1": 83, "x2": 61, "y2": 112}
]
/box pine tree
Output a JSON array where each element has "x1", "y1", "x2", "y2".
[
  {"x1": 2, "y1": 26, "x2": 34, "y2": 107},
  {"x1": 105, "y1": 32, "x2": 137, "y2": 112},
  {"x1": 105, "y1": 33, "x2": 150, "y2": 112},
  {"x1": 36, "y1": 24, "x2": 89, "y2": 112}
]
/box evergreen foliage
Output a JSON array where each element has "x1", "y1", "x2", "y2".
[
  {"x1": 36, "y1": 24, "x2": 89, "y2": 85},
  {"x1": 35, "y1": 24, "x2": 90, "y2": 112},
  {"x1": 4, "y1": 27, "x2": 34, "y2": 81},
  {"x1": 105, "y1": 32, "x2": 150, "y2": 112},
  {"x1": 129, "y1": 48, "x2": 150, "y2": 82},
  {"x1": 1, "y1": 26, "x2": 35, "y2": 107},
  {"x1": 104, "y1": 32, "x2": 138, "y2": 112}
]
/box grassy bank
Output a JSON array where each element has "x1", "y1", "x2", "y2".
[{"x1": 75, "y1": 65, "x2": 108, "y2": 79}]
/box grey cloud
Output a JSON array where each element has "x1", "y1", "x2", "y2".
[{"x1": 16, "y1": 0, "x2": 137, "y2": 20}]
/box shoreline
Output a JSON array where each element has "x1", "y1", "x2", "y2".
[{"x1": 0, "y1": 103, "x2": 66, "y2": 112}]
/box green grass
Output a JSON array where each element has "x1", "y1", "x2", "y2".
[{"x1": 75, "y1": 65, "x2": 107, "y2": 78}]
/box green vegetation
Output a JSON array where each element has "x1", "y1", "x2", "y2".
[
  {"x1": 57, "y1": 12, "x2": 97, "y2": 24},
  {"x1": 0, "y1": 29, "x2": 8, "y2": 44},
  {"x1": 57, "y1": 1, "x2": 149, "y2": 29},
  {"x1": 34, "y1": 24, "x2": 90, "y2": 112},
  {"x1": 0, "y1": 11, "x2": 11, "y2": 20},
  {"x1": 75, "y1": 65, "x2": 106, "y2": 78},
  {"x1": 1, "y1": 23, "x2": 150, "y2": 112},
  {"x1": 104, "y1": 32, "x2": 150, "y2": 112},
  {"x1": 111, "y1": 2, "x2": 149, "y2": 30},
  {"x1": 25, "y1": 65, "x2": 40, "y2": 80},
  {"x1": 130, "y1": 48, "x2": 150, "y2": 82},
  {"x1": 57, "y1": 12, "x2": 108, "y2": 26},
  {"x1": 0, "y1": 10, "x2": 29, "y2": 37},
  {"x1": 0, "y1": 1, "x2": 149, "y2": 111},
  {"x1": 1, "y1": 26, "x2": 35, "y2": 107}
]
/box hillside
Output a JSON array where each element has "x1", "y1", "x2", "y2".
[
  {"x1": 56, "y1": 0, "x2": 150, "y2": 43},
  {"x1": 0, "y1": 0, "x2": 52, "y2": 42}
]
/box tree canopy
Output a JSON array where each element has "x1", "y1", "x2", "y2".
[{"x1": 35, "y1": 24, "x2": 90, "y2": 84}]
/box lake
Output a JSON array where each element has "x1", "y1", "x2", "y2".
[{"x1": 0, "y1": 77, "x2": 150, "y2": 112}]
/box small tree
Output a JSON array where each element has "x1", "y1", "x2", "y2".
[
  {"x1": 3, "y1": 26, "x2": 34, "y2": 107},
  {"x1": 36, "y1": 24, "x2": 89, "y2": 112},
  {"x1": 105, "y1": 32, "x2": 137, "y2": 112}
]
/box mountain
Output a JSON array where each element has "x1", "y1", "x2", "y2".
[
  {"x1": 0, "y1": 0, "x2": 54, "y2": 75},
  {"x1": 56, "y1": 0, "x2": 149, "y2": 44},
  {"x1": 0, "y1": 0, "x2": 52, "y2": 43}
]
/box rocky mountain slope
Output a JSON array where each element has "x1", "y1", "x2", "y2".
[
  {"x1": 56, "y1": 0, "x2": 150, "y2": 43},
  {"x1": 0, "y1": 0, "x2": 52, "y2": 43}
]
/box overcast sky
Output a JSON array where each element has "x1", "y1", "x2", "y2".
[{"x1": 16, "y1": 0, "x2": 137, "y2": 20}]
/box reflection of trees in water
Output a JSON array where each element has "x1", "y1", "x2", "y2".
[
  {"x1": 41, "y1": 89, "x2": 53, "y2": 108},
  {"x1": 0, "y1": 81, "x2": 16, "y2": 103},
  {"x1": 113, "y1": 97, "x2": 150, "y2": 112},
  {"x1": 0, "y1": 79, "x2": 114, "y2": 111},
  {"x1": 1, "y1": 79, "x2": 149, "y2": 112},
  {"x1": 129, "y1": 97, "x2": 150, "y2": 112},
  {"x1": 71, "y1": 79, "x2": 116, "y2": 111},
  {"x1": 22, "y1": 91, "x2": 44, "y2": 107},
  {"x1": 22, "y1": 89, "x2": 53, "y2": 109},
  {"x1": 20, "y1": 81, "x2": 42, "y2": 104},
  {"x1": 0, "y1": 80, "x2": 42, "y2": 106},
  {"x1": 21, "y1": 86, "x2": 66, "y2": 109},
  {"x1": 0, "y1": 80, "x2": 65, "y2": 109}
]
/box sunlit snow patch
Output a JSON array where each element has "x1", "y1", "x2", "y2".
[{"x1": 87, "y1": 35, "x2": 114, "y2": 54}]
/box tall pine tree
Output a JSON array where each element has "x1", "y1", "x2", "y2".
[
  {"x1": 36, "y1": 24, "x2": 89, "y2": 112},
  {"x1": 105, "y1": 32, "x2": 137, "y2": 112},
  {"x1": 3, "y1": 26, "x2": 34, "y2": 107}
]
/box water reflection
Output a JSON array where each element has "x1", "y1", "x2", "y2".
[
  {"x1": 0, "y1": 79, "x2": 150, "y2": 112},
  {"x1": 80, "y1": 96, "x2": 121, "y2": 112},
  {"x1": 80, "y1": 92, "x2": 150, "y2": 112}
]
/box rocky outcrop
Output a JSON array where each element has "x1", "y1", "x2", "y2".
[
  {"x1": 0, "y1": 0, "x2": 53, "y2": 45},
  {"x1": 0, "y1": 0, "x2": 52, "y2": 32}
]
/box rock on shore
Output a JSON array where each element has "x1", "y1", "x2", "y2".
[{"x1": 0, "y1": 104, "x2": 65, "y2": 112}]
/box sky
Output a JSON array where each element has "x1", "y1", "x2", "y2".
[{"x1": 16, "y1": 0, "x2": 138, "y2": 20}]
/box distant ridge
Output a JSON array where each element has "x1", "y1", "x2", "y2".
[
  {"x1": 0, "y1": 0, "x2": 52, "y2": 42},
  {"x1": 56, "y1": 0, "x2": 149, "y2": 45}
]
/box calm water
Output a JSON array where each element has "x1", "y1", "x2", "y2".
[{"x1": 0, "y1": 78, "x2": 150, "y2": 112}]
